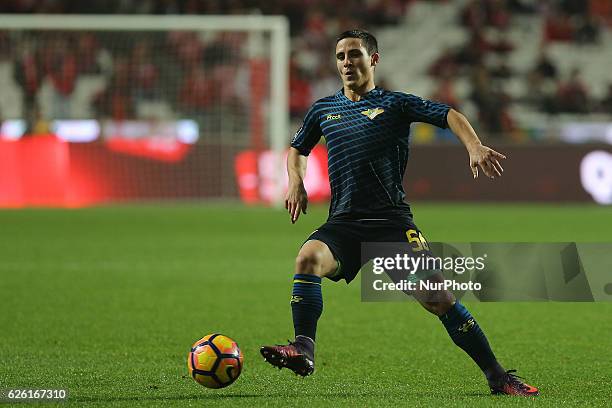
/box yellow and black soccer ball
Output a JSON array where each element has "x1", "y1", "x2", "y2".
[{"x1": 187, "y1": 333, "x2": 243, "y2": 389}]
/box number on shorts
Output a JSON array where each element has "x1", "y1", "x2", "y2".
[{"x1": 406, "y1": 229, "x2": 429, "y2": 252}]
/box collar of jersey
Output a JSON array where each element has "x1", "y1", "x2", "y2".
[{"x1": 336, "y1": 86, "x2": 383, "y2": 103}]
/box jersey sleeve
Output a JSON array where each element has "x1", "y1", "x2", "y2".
[
  {"x1": 399, "y1": 93, "x2": 450, "y2": 129},
  {"x1": 290, "y1": 103, "x2": 323, "y2": 156}
]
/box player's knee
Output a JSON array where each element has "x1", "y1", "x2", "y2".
[
  {"x1": 423, "y1": 300, "x2": 454, "y2": 316},
  {"x1": 295, "y1": 251, "x2": 323, "y2": 276}
]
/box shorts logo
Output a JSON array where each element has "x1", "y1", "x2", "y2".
[
  {"x1": 326, "y1": 114, "x2": 342, "y2": 120},
  {"x1": 361, "y1": 107, "x2": 385, "y2": 120}
]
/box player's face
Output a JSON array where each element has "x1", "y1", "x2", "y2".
[{"x1": 335, "y1": 38, "x2": 378, "y2": 90}]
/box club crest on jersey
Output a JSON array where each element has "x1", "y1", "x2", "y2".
[{"x1": 361, "y1": 107, "x2": 385, "y2": 120}]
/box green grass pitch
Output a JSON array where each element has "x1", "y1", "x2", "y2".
[{"x1": 1, "y1": 203, "x2": 611, "y2": 407}]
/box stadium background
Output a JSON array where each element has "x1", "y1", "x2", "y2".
[{"x1": 1, "y1": 1, "x2": 611, "y2": 406}]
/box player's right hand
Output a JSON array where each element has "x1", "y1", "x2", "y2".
[{"x1": 285, "y1": 183, "x2": 308, "y2": 224}]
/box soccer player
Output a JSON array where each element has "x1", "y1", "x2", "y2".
[{"x1": 261, "y1": 29, "x2": 539, "y2": 397}]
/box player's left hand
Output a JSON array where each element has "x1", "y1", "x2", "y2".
[{"x1": 468, "y1": 144, "x2": 506, "y2": 179}]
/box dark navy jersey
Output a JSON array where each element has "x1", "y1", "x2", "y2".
[{"x1": 291, "y1": 87, "x2": 450, "y2": 221}]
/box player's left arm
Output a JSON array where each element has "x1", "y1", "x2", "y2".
[{"x1": 447, "y1": 108, "x2": 506, "y2": 179}]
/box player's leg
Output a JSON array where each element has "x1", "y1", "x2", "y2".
[
  {"x1": 291, "y1": 239, "x2": 338, "y2": 342},
  {"x1": 294, "y1": 239, "x2": 339, "y2": 278},
  {"x1": 393, "y1": 224, "x2": 508, "y2": 384},
  {"x1": 412, "y1": 260, "x2": 538, "y2": 395},
  {"x1": 411, "y1": 273, "x2": 507, "y2": 380},
  {"x1": 260, "y1": 239, "x2": 339, "y2": 376},
  {"x1": 377, "y1": 222, "x2": 538, "y2": 396},
  {"x1": 414, "y1": 280, "x2": 538, "y2": 395}
]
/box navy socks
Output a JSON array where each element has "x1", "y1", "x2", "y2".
[
  {"x1": 289, "y1": 277, "x2": 503, "y2": 380},
  {"x1": 290, "y1": 274, "x2": 323, "y2": 342},
  {"x1": 439, "y1": 301, "x2": 504, "y2": 381}
]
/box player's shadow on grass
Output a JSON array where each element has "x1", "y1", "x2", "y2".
[
  {"x1": 75, "y1": 392, "x2": 385, "y2": 403},
  {"x1": 75, "y1": 390, "x2": 491, "y2": 403},
  {"x1": 74, "y1": 393, "x2": 267, "y2": 403}
]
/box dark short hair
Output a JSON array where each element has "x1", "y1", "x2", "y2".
[{"x1": 336, "y1": 29, "x2": 378, "y2": 56}]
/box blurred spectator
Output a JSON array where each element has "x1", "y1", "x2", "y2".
[
  {"x1": 455, "y1": 29, "x2": 514, "y2": 70},
  {"x1": 130, "y1": 40, "x2": 159, "y2": 102},
  {"x1": 544, "y1": 10, "x2": 574, "y2": 42},
  {"x1": 524, "y1": 71, "x2": 556, "y2": 113},
  {"x1": 431, "y1": 76, "x2": 460, "y2": 109},
  {"x1": 366, "y1": 0, "x2": 407, "y2": 26},
  {"x1": 488, "y1": 0, "x2": 512, "y2": 30},
  {"x1": 470, "y1": 64, "x2": 514, "y2": 135},
  {"x1": 167, "y1": 32, "x2": 203, "y2": 70},
  {"x1": 488, "y1": 55, "x2": 513, "y2": 79},
  {"x1": 93, "y1": 56, "x2": 134, "y2": 120},
  {"x1": 76, "y1": 33, "x2": 102, "y2": 74},
  {"x1": 574, "y1": 16, "x2": 601, "y2": 44},
  {"x1": 428, "y1": 48, "x2": 460, "y2": 78},
  {"x1": 178, "y1": 66, "x2": 214, "y2": 114},
  {"x1": 178, "y1": 63, "x2": 246, "y2": 135},
  {"x1": 302, "y1": 8, "x2": 329, "y2": 44},
  {"x1": 0, "y1": 32, "x2": 11, "y2": 59},
  {"x1": 455, "y1": 31, "x2": 487, "y2": 66},
  {"x1": 542, "y1": 0, "x2": 605, "y2": 45},
  {"x1": 202, "y1": 34, "x2": 239, "y2": 69},
  {"x1": 13, "y1": 40, "x2": 43, "y2": 127},
  {"x1": 461, "y1": 0, "x2": 487, "y2": 30},
  {"x1": 1, "y1": 0, "x2": 609, "y2": 139},
  {"x1": 44, "y1": 37, "x2": 78, "y2": 119},
  {"x1": 532, "y1": 50, "x2": 558, "y2": 79},
  {"x1": 599, "y1": 84, "x2": 612, "y2": 115},
  {"x1": 525, "y1": 51, "x2": 558, "y2": 112},
  {"x1": 0, "y1": 0, "x2": 416, "y2": 125},
  {"x1": 289, "y1": 58, "x2": 312, "y2": 119},
  {"x1": 311, "y1": 63, "x2": 340, "y2": 101},
  {"x1": 556, "y1": 68, "x2": 589, "y2": 113},
  {"x1": 460, "y1": 0, "x2": 511, "y2": 30}
]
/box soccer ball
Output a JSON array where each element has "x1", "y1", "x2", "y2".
[{"x1": 187, "y1": 333, "x2": 244, "y2": 389}]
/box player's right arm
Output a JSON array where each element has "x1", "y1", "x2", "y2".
[
  {"x1": 286, "y1": 148, "x2": 308, "y2": 224},
  {"x1": 286, "y1": 102, "x2": 324, "y2": 223}
]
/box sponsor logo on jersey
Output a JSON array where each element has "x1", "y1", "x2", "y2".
[
  {"x1": 326, "y1": 114, "x2": 342, "y2": 120},
  {"x1": 361, "y1": 107, "x2": 385, "y2": 120}
]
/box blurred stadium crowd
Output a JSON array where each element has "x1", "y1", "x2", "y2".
[
  {"x1": 0, "y1": 0, "x2": 610, "y2": 140},
  {"x1": 427, "y1": 0, "x2": 612, "y2": 135}
]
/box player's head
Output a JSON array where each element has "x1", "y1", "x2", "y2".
[{"x1": 335, "y1": 29, "x2": 379, "y2": 90}]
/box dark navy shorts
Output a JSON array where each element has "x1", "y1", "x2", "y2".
[{"x1": 304, "y1": 217, "x2": 430, "y2": 284}]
